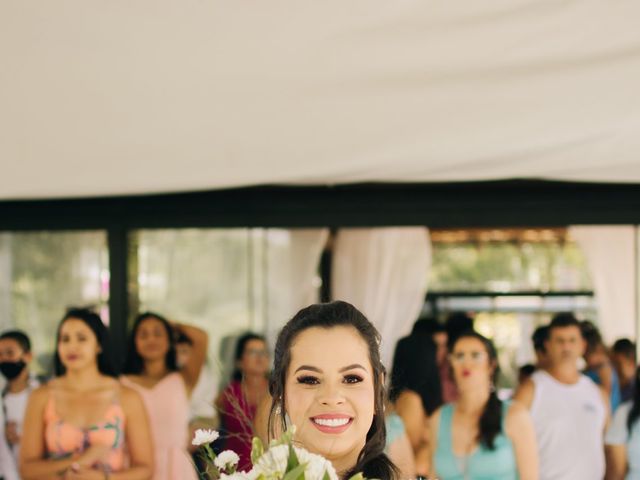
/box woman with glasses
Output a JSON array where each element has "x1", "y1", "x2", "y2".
[
  {"x1": 216, "y1": 332, "x2": 270, "y2": 471},
  {"x1": 428, "y1": 331, "x2": 538, "y2": 480}
]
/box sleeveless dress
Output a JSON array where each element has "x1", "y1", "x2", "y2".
[
  {"x1": 434, "y1": 401, "x2": 518, "y2": 480},
  {"x1": 121, "y1": 373, "x2": 197, "y2": 480},
  {"x1": 44, "y1": 392, "x2": 126, "y2": 472},
  {"x1": 219, "y1": 380, "x2": 257, "y2": 471}
]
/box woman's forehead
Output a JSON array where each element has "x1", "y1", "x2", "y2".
[{"x1": 289, "y1": 326, "x2": 371, "y2": 370}]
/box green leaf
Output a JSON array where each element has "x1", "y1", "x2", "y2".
[
  {"x1": 251, "y1": 436, "x2": 265, "y2": 464},
  {"x1": 283, "y1": 463, "x2": 306, "y2": 480},
  {"x1": 346, "y1": 474, "x2": 365, "y2": 480},
  {"x1": 286, "y1": 443, "x2": 300, "y2": 471}
]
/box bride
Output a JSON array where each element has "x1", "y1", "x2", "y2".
[{"x1": 266, "y1": 301, "x2": 399, "y2": 480}]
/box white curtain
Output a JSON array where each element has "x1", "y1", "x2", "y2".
[
  {"x1": 569, "y1": 226, "x2": 637, "y2": 343},
  {"x1": 331, "y1": 227, "x2": 431, "y2": 369},
  {"x1": 263, "y1": 229, "x2": 330, "y2": 348}
]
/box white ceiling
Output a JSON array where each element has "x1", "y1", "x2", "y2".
[{"x1": 2, "y1": 0, "x2": 640, "y2": 199}]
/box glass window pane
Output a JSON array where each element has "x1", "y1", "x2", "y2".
[{"x1": 0, "y1": 231, "x2": 109, "y2": 375}]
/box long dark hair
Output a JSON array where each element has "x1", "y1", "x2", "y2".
[
  {"x1": 268, "y1": 301, "x2": 398, "y2": 480},
  {"x1": 389, "y1": 317, "x2": 443, "y2": 415},
  {"x1": 122, "y1": 311, "x2": 178, "y2": 374},
  {"x1": 452, "y1": 330, "x2": 502, "y2": 450},
  {"x1": 627, "y1": 366, "x2": 640, "y2": 433},
  {"x1": 54, "y1": 308, "x2": 116, "y2": 377},
  {"x1": 232, "y1": 332, "x2": 267, "y2": 381}
]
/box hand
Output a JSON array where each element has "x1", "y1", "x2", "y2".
[
  {"x1": 77, "y1": 444, "x2": 111, "y2": 468},
  {"x1": 5, "y1": 421, "x2": 20, "y2": 445},
  {"x1": 64, "y1": 467, "x2": 108, "y2": 480}
]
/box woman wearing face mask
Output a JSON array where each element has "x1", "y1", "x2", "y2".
[
  {"x1": 217, "y1": 332, "x2": 270, "y2": 471},
  {"x1": 20, "y1": 308, "x2": 153, "y2": 480},
  {"x1": 267, "y1": 301, "x2": 399, "y2": 480},
  {"x1": 121, "y1": 312, "x2": 207, "y2": 480},
  {"x1": 429, "y1": 331, "x2": 538, "y2": 480}
]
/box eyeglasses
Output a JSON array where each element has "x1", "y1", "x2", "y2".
[
  {"x1": 449, "y1": 351, "x2": 488, "y2": 364},
  {"x1": 245, "y1": 349, "x2": 269, "y2": 358}
]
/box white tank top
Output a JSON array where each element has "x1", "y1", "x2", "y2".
[{"x1": 531, "y1": 370, "x2": 606, "y2": 480}]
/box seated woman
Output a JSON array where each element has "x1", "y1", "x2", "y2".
[
  {"x1": 266, "y1": 301, "x2": 399, "y2": 480},
  {"x1": 217, "y1": 332, "x2": 270, "y2": 471},
  {"x1": 20, "y1": 308, "x2": 153, "y2": 480},
  {"x1": 605, "y1": 366, "x2": 640, "y2": 480},
  {"x1": 429, "y1": 331, "x2": 537, "y2": 480}
]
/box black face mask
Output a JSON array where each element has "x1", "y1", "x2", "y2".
[{"x1": 0, "y1": 360, "x2": 26, "y2": 380}]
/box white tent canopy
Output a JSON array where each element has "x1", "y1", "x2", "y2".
[{"x1": 2, "y1": 0, "x2": 640, "y2": 200}]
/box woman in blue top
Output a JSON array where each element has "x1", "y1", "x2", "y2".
[
  {"x1": 605, "y1": 366, "x2": 640, "y2": 480},
  {"x1": 429, "y1": 331, "x2": 538, "y2": 480}
]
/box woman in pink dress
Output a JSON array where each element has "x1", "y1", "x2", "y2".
[{"x1": 121, "y1": 312, "x2": 208, "y2": 480}]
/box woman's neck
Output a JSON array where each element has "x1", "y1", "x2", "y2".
[
  {"x1": 63, "y1": 365, "x2": 103, "y2": 390},
  {"x1": 142, "y1": 358, "x2": 168, "y2": 379},
  {"x1": 242, "y1": 372, "x2": 267, "y2": 388},
  {"x1": 456, "y1": 386, "x2": 491, "y2": 415}
]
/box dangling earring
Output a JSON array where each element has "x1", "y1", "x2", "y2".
[{"x1": 275, "y1": 396, "x2": 282, "y2": 415}]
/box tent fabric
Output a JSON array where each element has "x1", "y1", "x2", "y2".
[{"x1": 2, "y1": 1, "x2": 640, "y2": 200}]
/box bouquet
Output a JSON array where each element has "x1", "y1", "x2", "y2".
[{"x1": 192, "y1": 427, "x2": 364, "y2": 480}]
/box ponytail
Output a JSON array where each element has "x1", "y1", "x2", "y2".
[{"x1": 478, "y1": 389, "x2": 502, "y2": 450}]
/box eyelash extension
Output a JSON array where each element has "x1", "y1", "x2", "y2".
[
  {"x1": 343, "y1": 374, "x2": 363, "y2": 384},
  {"x1": 296, "y1": 376, "x2": 319, "y2": 385}
]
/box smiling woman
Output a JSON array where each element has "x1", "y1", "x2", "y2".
[{"x1": 268, "y1": 301, "x2": 399, "y2": 480}]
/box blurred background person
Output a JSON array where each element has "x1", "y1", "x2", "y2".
[
  {"x1": 216, "y1": 332, "x2": 269, "y2": 472},
  {"x1": 605, "y1": 365, "x2": 640, "y2": 480},
  {"x1": 612, "y1": 339, "x2": 637, "y2": 404},
  {"x1": 531, "y1": 325, "x2": 550, "y2": 370},
  {"x1": 582, "y1": 320, "x2": 621, "y2": 413},
  {"x1": 515, "y1": 313, "x2": 608, "y2": 480},
  {"x1": 430, "y1": 331, "x2": 537, "y2": 480},
  {"x1": 20, "y1": 308, "x2": 153, "y2": 479},
  {"x1": 390, "y1": 317, "x2": 443, "y2": 477},
  {"x1": 122, "y1": 312, "x2": 207, "y2": 480},
  {"x1": 0, "y1": 330, "x2": 44, "y2": 478}
]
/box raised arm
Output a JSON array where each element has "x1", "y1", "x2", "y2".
[{"x1": 174, "y1": 322, "x2": 209, "y2": 393}]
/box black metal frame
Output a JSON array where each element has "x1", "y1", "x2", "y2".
[{"x1": 3, "y1": 179, "x2": 640, "y2": 358}]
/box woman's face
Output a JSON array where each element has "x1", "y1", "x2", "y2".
[
  {"x1": 58, "y1": 318, "x2": 100, "y2": 372},
  {"x1": 238, "y1": 339, "x2": 269, "y2": 377},
  {"x1": 450, "y1": 337, "x2": 493, "y2": 392},
  {"x1": 284, "y1": 326, "x2": 375, "y2": 470},
  {"x1": 135, "y1": 317, "x2": 170, "y2": 361}
]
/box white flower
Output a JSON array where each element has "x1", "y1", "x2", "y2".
[
  {"x1": 249, "y1": 444, "x2": 338, "y2": 480},
  {"x1": 215, "y1": 450, "x2": 240, "y2": 470},
  {"x1": 220, "y1": 473, "x2": 250, "y2": 480},
  {"x1": 192, "y1": 428, "x2": 219, "y2": 446}
]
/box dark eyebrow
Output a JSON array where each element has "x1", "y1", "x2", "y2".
[
  {"x1": 294, "y1": 365, "x2": 322, "y2": 374},
  {"x1": 339, "y1": 364, "x2": 367, "y2": 373}
]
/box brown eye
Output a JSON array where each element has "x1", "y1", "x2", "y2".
[
  {"x1": 343, "y1": 375, "x2": 363, "y2": 384},
  {"x1": 297, "y1": 376, "x2": 319, "y2": 385}
]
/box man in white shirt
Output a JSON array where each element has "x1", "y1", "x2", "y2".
[
  {"x1": 0, "y1": 330, "x2": 42, "y2": 479},
  {"x1": 514, "y1": 313, "x2": 609, "y2": 480}
]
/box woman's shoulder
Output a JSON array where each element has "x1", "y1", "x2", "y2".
[{"x1": 504, "y1": 399, "x2": 533, "y2": 435}]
